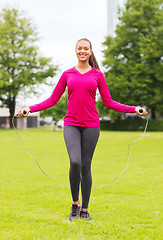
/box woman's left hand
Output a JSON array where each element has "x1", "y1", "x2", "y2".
[{"x1": 135, "y1": 106, "x2": 148, "y2": 116}]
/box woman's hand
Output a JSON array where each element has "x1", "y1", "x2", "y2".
[
  {"x1": 135, "y1": 106, "x2": 148, "y2": 116},
  {"x1": 16, "y1": 107, "x2": 31, "y2": 119}
]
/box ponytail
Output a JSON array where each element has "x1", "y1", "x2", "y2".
[
  {"x1": 76, "y1": 38, "x2": 100, "y2": 70},
  {"x1": 89, "y1": 51, "x2": 100, "y2": 70}
]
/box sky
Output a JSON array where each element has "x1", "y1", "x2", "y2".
[{"x1": 0, "y1": 0, "x2": 108, "y2": 105}]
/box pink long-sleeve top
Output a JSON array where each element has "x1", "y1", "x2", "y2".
[{"x1": 29, "y1": 67, "x2": 136, "y2": 127}]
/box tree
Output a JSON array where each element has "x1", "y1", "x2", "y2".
[
  {"x1": 100, "y1": 0, "x2": 163, "y2": 120},
  {"x1": 0, "y1": 8, "x2": 58, "y2": 128}
]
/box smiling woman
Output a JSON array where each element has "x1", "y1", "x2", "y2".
[
  {"x1": 75, "y1": 38, "x2": 100, "y2": 73},
  {"x1": 16, "y1": 38, "x2": 148, "y2": 221}
]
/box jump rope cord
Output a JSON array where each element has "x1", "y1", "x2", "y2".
[
  {"x1": 12, "y1": 117, "x2": 69, "y2": 186},
  {"x1": 12, "y1": 117, "x2": 148, "y2": 189},
  {"x1": 93, "y1": 118, "x2": 149, "y2": 189}
]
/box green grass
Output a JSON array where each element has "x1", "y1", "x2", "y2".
[{"x1": 0, "y1": 127, "x2": 162, "y2": 240}]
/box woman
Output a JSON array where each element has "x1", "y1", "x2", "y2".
[{"x1": 17, "y1": 38, "x2": 148, "y2": 221}]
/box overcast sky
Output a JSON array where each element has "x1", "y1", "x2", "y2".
[{"x1": 0, "y1": 0, "x2": 108, "y2": 105}]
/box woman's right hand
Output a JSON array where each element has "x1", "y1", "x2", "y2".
[{"x1": 16, "y1": 107, "x2": 31, "y2": 119}]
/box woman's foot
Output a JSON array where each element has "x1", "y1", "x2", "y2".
[
  {"x1": 69, "y1": 203, "x2": 81, "y2": 221},
  {"x1": 80, "y1": 209, "x2": 91, "y2": 220}
]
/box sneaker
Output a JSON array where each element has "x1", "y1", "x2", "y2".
[
  {"x1": 80, "y1": 209, "x2": 91, "y2": 220},
  {"x1": 69, "y1": 203, "x2": 81, "y2": 221}
]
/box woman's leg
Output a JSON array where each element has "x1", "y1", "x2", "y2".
[
  {"x1": 64, "y1": 125, "x2": 82, "y2": 203},
  {"x1": 81, "y1": 127, "x2": 100, "y2": 209}
]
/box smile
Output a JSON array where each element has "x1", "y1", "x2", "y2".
[{"x1": 79, "y1": 54, "x2": 87, "y2": 57}]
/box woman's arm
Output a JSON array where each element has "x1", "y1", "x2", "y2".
[
  {"x1": 98, "y1": 72, "x2": 147, "y2": 116},
  {"x1": 17, "y1": 72, "x2": 67, "y2": 118},
  {"x1": 29, "y1": 72, "x2": 67, "y2": 113},
  {"x1": 98, "y1": 72, "x2": 136, "y2": 113}
]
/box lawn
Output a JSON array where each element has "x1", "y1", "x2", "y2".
[{"x1": 0, "y1": 127, "x2": 162, "y2": 240}]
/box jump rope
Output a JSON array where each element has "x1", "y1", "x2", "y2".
[{"x1": 12, "y1": 109, "x2": 148, "y2": 189}]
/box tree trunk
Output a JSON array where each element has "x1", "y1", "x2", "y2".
[
  {"x1": 9, "y1": 96, "x2": 16, "y2": 129},
  {"x1": 151, "y1": 107, "x2": 156, "y2": 119}
]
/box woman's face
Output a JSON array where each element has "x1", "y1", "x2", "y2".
[{"x1": 75, "y1": 40, "x2": 92, "y2": 63}]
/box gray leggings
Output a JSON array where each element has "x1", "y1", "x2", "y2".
[{"x1": 64, "y1": 125, "x2": 100, "y2": 208}]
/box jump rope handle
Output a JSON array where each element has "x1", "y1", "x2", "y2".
[
  {"x1": 139, "y1": 109, "x2": 143, "y2": 113},
  {"x1": 23, "y1": 110, "x2": 27, "y2": 115},
  {"x1": 16, "y1": 110, "x2": 27, "y2": 118}
]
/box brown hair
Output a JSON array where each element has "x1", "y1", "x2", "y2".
[{"x1": 76, "y1": 38, "x2": 100, "y2": 70}]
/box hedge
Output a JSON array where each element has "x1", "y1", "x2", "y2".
[{"x1": 100, "y1": 119, "x2": 163, "y2": 131}]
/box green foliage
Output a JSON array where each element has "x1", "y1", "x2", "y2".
[
  {"x1": 0, "y1": 8, "x2": 58, "y2": 127},
  {"x1": 100, "y1": 119, "x2": 163, "y2": 131},
  {"x1": 0, "y1": 129, "x2": 162, "y2": 239},
  {"x1": 40, "y1": 91, "x2": 68, "y2": 122},
  {"x1": 101, "y1": 0, "x2": 163, "y2": 120}
]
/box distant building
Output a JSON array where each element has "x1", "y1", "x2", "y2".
[
  {"x1": 107, "y1": 0, "x2": 126, "y2": 36},
  {"x1": 0, "y1": 105, "x2": 39, "y2": 129}
]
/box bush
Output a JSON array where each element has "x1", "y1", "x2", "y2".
[{"x1": 100, "y1": 119, "x2": 163, "y2": 131}]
